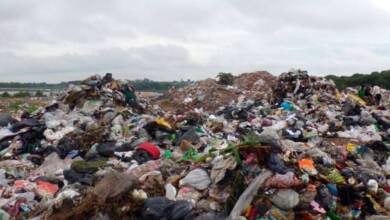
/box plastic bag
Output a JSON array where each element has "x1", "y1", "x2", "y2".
[
  {"x1": 179, "y1": 169, "x2": 211, "y2": 190},
  {"x1": 270, "y1": 189, "x2": 299, "y2": 210}
]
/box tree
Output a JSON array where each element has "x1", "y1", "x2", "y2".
[
  {"x1": 326, "y1": 70, "x2": 390, "y2": 90},
  {"x1": 1, "y1": 92, "x2": 11, "y2": 98},
  {"x1": 35, "y1": 90, "x2": 44, "y2": 97},
  {"x1": 13, "y1": 91, "x2": 31, "y2": 98},
  {"x1": 217, "y1": 72, "x2": 235, "y2": 85}
]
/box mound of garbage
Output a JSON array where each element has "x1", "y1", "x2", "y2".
[
  {"x1": 272, "y1": 69, "x2": 338, "y2": 104},
  {"x1": 234, "y1": 71, "x2": 277, "y2": 99},
  {"x1": 168, "y1": 78, "x2": 239, "y2": 113},
  {"x1": 1, "y1": 70, "x2": 390, "y2": 220},
  {"x1": 167, "y1": 71, "x2": 277, "y2": 112}
]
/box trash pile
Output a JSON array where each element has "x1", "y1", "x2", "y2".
[
  {"x1": 234, "y1": 71, "x2": 277, "y2": 100},
  {"x1": 1, "y1": 70, "x2": 390, "y2": 220},
  {"x1": 167, "y1": 71, "x2": 277, "y2": 112},
  {"x1": 272, "y1": 69, "x2": 338, "y2": 104},
  {"x1": 167, "y1": 78, "x2": 239, "y2": 113}
]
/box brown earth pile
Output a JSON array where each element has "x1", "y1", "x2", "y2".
[
  {"x1": 168, "y1": 78, "x2": 239, "y2": 112},
  {"x1": 234, "y1": 71, "x2": 277, "y2": 100},
  {"x1": 165, "y1": 71, "x2": 277, "y2": 112}
]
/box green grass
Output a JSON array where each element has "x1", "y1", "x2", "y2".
[{"x1": 6, "y1": 101, "x2": 39, "y2": 114}]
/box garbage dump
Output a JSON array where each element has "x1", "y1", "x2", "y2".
[
  {"x1": 1, "y1": 70, "x2": 390, "y2": 219},
  {"x1": 166, "y1": 71, "x2": 277, "y2": 112}
]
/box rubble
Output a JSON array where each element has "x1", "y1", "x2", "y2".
[
  {"x1": 233, "y1": 71, "x2": 277, "y2": 101},
  {"x1": 166, "y1": 71, "x2": 277, "y2": 112},
  {"x1": 1, "y1": 70, "x2": 390, "y2": 219},
  {"x1": 167, "y1": 78, "x2": 239, "y2": 112}
]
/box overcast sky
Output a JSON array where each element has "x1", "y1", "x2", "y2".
[{"x1": 1, "y1": 0, "x2": 390, "y2": 82}]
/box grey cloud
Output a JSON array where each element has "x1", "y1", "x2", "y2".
[
  {"x1": 0, "y1": 44, "x2": 208, "y2": 82},
  {"x1": 1, "y1": 0, "x2": 390, "y2": 82}
]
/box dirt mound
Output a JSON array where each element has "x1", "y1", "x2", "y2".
[
  {"x1": 168, "y1": 78, "x2": 239, "y2": 112},
  {"x1": 234, "y1": 71, "x2": 277, "y2": 100},
  {"x1": 165, "y1": 71, "x2": 277, "y2": 112},
  {"x1": 234, "y1": 71, "x2": 276, "y2": 91}
]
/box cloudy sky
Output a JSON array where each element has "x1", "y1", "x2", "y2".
[{"x1": 1, "y1": 0, "x2": 390, "y2": 82}]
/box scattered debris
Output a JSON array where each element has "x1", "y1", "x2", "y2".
[{"x1": 1, "y1": 70, "x2": 390, "y2": 219}]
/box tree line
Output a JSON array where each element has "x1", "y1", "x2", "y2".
[
  {"x1": 1, "y1": 71, "x2": 389, "y2": 93},
  {"x1": 0, "y1": 91, "x2": 45, "y2": 98},
  {"x1": 326, "y1": 70, "x2": 390, "y2": 90},
  {"x1": 0, "y1": 79, "x2": 192, "y2": 92}
]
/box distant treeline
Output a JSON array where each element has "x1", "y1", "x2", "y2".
[
  {"x1": 0, "y1": 91, "x2": 45, "y2": 98},
  {"x1": 326, "y1": 70, "x2": 390, "y2": 90},
  {"x1": 0, "y1": 79, "x2": 192, "y2": 92},
  {"x1": 0, "y1": 81, "x2": 79, "y2": 90},
  {"x1": 3, "y1": 70, "x2": 389, "y2": 92},
  {"x1": 130, "y1": 79, "x2": 191, "y2": 91}
]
